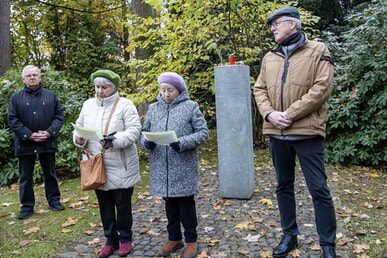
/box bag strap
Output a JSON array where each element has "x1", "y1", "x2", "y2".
[{"x1": 104, "y1": 97, "x2": 120, "y2": 135}]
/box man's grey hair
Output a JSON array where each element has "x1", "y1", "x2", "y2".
[
  {"x1": 93, "y1": 77, "x2": 117, "y2": 90},
  {"x1": 283, "y1": 16, "x2": 302, "y2": 31},
  {"x1": 22, "y1": 65, "x2": 41, "y2": 77}
]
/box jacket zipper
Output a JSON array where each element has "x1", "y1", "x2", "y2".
[
  {"x1": 165, "y1": 105, "x2": 170, "y2": 198},
  {"x1": 280, "y1": 56, "x2": 288, "y2": 136}
]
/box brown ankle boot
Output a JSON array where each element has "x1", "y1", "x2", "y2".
[
  {"x1": 184, "y1": 242, "x2": 198, "y2": 258},
  {"x1": 158, "y1": 240, "x2": 184, "y2": 256}
]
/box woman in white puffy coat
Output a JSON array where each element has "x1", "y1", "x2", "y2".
[{"x1": 73, "y1": 70, "x2": 141, "y2": 258}]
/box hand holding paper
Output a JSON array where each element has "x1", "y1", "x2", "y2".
[
  {"x1": 142, "y1": 131, "x2": 178, "y2": 145},
  {"x1": 72, "y1": 123, "x2": 104, "y2": 142}
]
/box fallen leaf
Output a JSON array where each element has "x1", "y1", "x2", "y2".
[
  {"x1": 24, "y1": 227, "x2": 40, "y2": 235},
  {"x1": 258, "y1": 198, "x2": 273, "y2": 205},
  {"x1": 61, "y1": 228, "x2": 73, "y2": 233},
  {"x1": 353, "y1": 244, "x2": 370, "y2": 253},
  {"x1": 219, "y1": 199, "x2": 231, "y2": 206},
  {"x1": 200, "y1": 237, "x2": 220, "y2": 245},
  {"x1": 147, "y1": 229, "x2": 160, "y2": 236},
  {"x1": 84, "y1": 230, "x2": 95, "y2": 235},
  {"x1": 1, "y1": 202, "x2": 13, "y2": 207},
  {"x1": 204, "y1": 226, "x2": 214, "y2": 233},
  {"x1": 259, "y1": 251, "x2": 272, "y2": 258},
  {"x1": 61, "y1": 198, "x2": 70, "y2": 203},
  {"x1": 69, "y1": 201, "x2": 83, "y2": 208},
  {"x1": 289, "y1": 249, "x2": 301, "y2": 257},
  {"x1": 242, "y1": 233, "x2": 260, "y2": 242},
  {"x1": 355, "y1": 229, "x2": 367, "y2": 235},
  {"x1": 211, "y1": 251, "x2": 227, "y2": 258},
  {"x1": 23, "y1": 219, "x2": 37, "y2": 225},
  {"x1": 237, "y1": 249, "x2": 249, "y2": 255},
  {"x1": 19, "y1": 239, "x2": 34, "y2": 246},
  {"x1": 234, "y1": 221, "x2": 249, "y2": 229},
  {"x1": 357, "y1": 255, "x2": 371, "y2": 258},
  {"x1": 251, "y1": 216, "x2": 264, "y2": 223},
  {"x1": 62, "y1": 218, "x2": 78, "y2": 227},
  {"x1": 35, "y1": 209, "x2": 49, "y2": 214},
  {"x1": 79, "y1": 196, "x2": 89, "y2": 201},
  {"x1": 310, "y1": 243, "x2": 321, "y2": 250},
  {"x1": 197, "y1": 250, "x2": 208, "y2": 258},
  {"x1": 87, "y1": 238, "x2": 101, "y2": 245}
]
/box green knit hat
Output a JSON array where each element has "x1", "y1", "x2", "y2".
[{"x1": 90, "y1": 70, "x2": 121, "y2": 88}]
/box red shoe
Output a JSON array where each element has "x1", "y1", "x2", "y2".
[
  {"x1": 118, "y1": 242, "x2": 132, "y2": 257},
  {"x1": 99, "y1": 244, "x2": 118, "y2": 258}
]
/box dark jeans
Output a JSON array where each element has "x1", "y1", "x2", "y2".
[
  {"x1": 95, "y1": 188, "x2": 134, "y2": 245},
  {"x1": 18, "y1": 153, "x2": 61, "y2": 211},
  {"x1": 164, "y1": 196, "x2": 198, "y2": 243},
  {"x1": 269, "y1": 136, "x2": 337, "y2": 247}
]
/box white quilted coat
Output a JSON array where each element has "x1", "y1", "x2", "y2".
[{"x1": 73, "y1": 92, "x2": 141, "y2": 190}]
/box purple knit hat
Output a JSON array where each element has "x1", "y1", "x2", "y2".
[{"x1": 157, "y1": 72, "x2": 187, "y2": 92}]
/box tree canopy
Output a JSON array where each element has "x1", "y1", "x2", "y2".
[{"x1": 0, "y1": 0, "x2": 385, "y2": 185}]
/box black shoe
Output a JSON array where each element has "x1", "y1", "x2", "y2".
[
  {"x1": 322, "y1": 246, "x2": 336, "y2": 258},
  {"x1": 18, "y1": 210, "x2": 34, "y2": 220},
  {"x1": 272, "y1": 234, "x2": 298, "y2": 258},
  {"x1": 48, "y1": 201, "x2": 65, "y2": 211}
]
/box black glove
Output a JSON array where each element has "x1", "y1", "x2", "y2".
[
  {"x1": 102, "y1": 131, "x2": 117, "y2": 149},
  {"x1": 170, "y1": 141, "x2": 180, "y2": 152},
  {"x1": 144, "y1": 140, "x2": 156, "y2": 150}
]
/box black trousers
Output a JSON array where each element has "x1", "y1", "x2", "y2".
[
  {"x1": 269, "y1": 136, "x2": 337, "y2": 247},
  {"x1": 18, "y1": 153, "x2": 61, "y2": 211},
  {"x1": 95, "y1": 188, "x2": 134, "y2": 245},
  {"x1": 164, "y1": 196, "x2": 198, "y2": 243}
]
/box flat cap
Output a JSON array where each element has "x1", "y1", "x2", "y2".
[
  {"x1": 90, "y1": 70, "x2": 121, "y2": 88},
  {"x1": 267, "y1": 7, "x2": 300, "y2": 25}
]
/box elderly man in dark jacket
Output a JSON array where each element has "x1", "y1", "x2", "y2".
[{"x1": 8, "y1": 65, "x2": 65, "y2": 220}]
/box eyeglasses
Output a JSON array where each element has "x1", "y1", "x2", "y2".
[
  {"x1": 24, "y1": 73, "x2": 40, "y2": 78},
  {"x1": 269, "y1": 19, "x2": 291, "y2": 29}
]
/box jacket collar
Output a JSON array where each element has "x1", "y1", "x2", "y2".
[
  {"x1": 24, "y1": 83, "x2": 43, "y2": 94},
  {"x1": 272, "y1": 31, "x2": 308, "y2": 55},
  {"x1": 156, "y1": 89, "x2": 190, "y2": 106},
  {"x1": 95, "y1": 91, "x2": 119, "y2": 107}
]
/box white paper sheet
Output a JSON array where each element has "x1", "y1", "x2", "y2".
[
  {"x1": 72, "y1": 123, "x2": 104, "y2": 141},
  {"x1": 142, "y1": 131, "x2": 178, "y2": 145}
]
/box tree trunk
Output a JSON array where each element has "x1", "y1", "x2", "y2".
[
  {"x1": 0, "y1": 0, "x2": 11, "y2": 76},
  {"x1": 131, "y1": 0, "x2": 157, "y2": 117}
]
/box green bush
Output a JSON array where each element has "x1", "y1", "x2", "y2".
[
  {"x1": 0, "y1": 69, "x2": 85, "y2": 185},
  {"x1": 325, "y1": 0, "x2": 387, "y2": 166}
]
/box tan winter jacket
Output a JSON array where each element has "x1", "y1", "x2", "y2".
[{"x1": 254, "y1": 33, "x2": 334, "y2": 138}]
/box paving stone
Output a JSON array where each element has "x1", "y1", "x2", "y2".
[{"x1": 58, "y1": 167, "x2": 349, "y2": 257}]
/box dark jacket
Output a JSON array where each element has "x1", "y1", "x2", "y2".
[
  {"x1": 140, "y1": 90, "x2": 209, "y2": 197},
  {"x1": 254, "y1": 33, "x2": 334, "y2": 138},
  {"x1": 8, "y1": 84, "x2": 64, "y2": 156}
]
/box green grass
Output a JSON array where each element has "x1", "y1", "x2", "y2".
[
  {"x1": 0, "y1": 153, "x2": 151, "y2": 258},
  {"x1": 332, "y1": 166, "x2": 387, "y2": 257}
]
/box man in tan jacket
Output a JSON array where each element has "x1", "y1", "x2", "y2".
[{"x1": 254, "y1": 7, "x2": 336, "y2": 258}]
